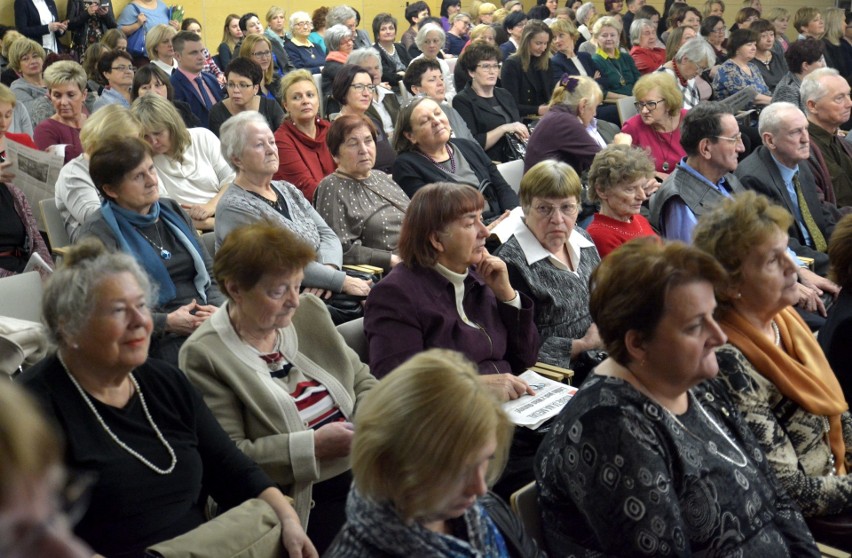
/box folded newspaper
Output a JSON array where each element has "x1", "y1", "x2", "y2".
[{"x1": 502, "y1": 370, "x2": 577, "y2": 430}]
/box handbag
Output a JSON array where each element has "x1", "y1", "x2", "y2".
[
  {"x1": 502, "y1": 132, "x2": 528, "y2": 161},
  {"x1": 126, "y1": 4, "x2": 148, "y2": 58},
  {"x1": 145, "y1": 499, "x2": 282, "y2": 558},
  {"x1": 320, "y1": 268, "x2": 381, "y2": 326}
]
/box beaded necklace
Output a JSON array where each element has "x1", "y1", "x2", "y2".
[{"x1": 417, "y1": 144, "x2": 456, "y2": 174}]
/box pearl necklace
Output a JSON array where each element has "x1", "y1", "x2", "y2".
[
  {"x1": 664, "y1": 391, "x2": 749, "y2": 468},
  {"x1": 59, "y1": 355, "x2": 177, "y2": 475},
  {"x1": 770, "y1": 319, "x2": 781, "y2": 346}
]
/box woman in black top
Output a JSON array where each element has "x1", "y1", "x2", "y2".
[{"x1": 500, "y1": 20, "x2": 553, "y2": 118}]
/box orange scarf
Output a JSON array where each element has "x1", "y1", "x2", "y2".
[{"x1": 720, "y1": 306, "x2": 848, "y2": 474}]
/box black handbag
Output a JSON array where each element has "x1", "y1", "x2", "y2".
[
  {"x1": 318, "y1": 268, "x2": 381, "y2": 326},
  {"x1": 502, "y1": 132, "x2": 528, "y2": 161}
]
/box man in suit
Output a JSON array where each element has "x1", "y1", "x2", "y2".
[{"x1": 170, "y1": 31, "x2": 222, "y2": 129}]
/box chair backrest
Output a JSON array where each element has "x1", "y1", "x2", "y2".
[
  {"x1": 313, "y1": 73, "x2": 325, "y2": 118},
  {"x1": 616, "y1": 96, "x2": 638, "y2": 124},
  {"x1": 335, "y1": 316, "x2": 368, "y2": 363},
  {"x1": 496, "y1": 159, "x2": 525, "y2": 194},
  {"x1": 0, "y1": 272, "x2": 43, "y2": 322},
  {"x1": 39, "y1": 198, "x2": 71, "y2": 251},
  {"x1": 201, "y1": 231, "x2": 216, "y2": 258},
  {"x1": 510, "y1": 481, "x2": 545, "y2": 549}
]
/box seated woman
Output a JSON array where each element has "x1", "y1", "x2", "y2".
[
  {"x1": 392, "y1": 97, "x2": 518, "y2": 222},
  {"x1": 713, "y1": 28, "x2": 772, "y2": 109},
  {"x1": 500, "y1": 20, "x2": 553, "y2": 119},
  {"x1": 659, "y1": 36, "x2": 717, "y2": 109},
  {"x1": 591, "y1": 16, "x2": 640, "y2": 96},
  {"x1": 622, "y1": 72, "x2": 687, "y2": 178},
  {"x1": 285, "y1": 12, "x2": 326, "y2": 74},
  {"x1": 750, "y1": 18, "x2": 788, "y2": 91},
  {"x1": 217, "y1": 13, "x2": 242, "y2": 70},
  {"x1": 320, "y1": 25, "x2": 355, "y2": 103},
  {"x1": 701, "y1": 14, "x2": 729, "y2": 64},
  {"x1": 130, "y1": 64, "x2": 200, "y2": 128},
  {"x1": 273, "y1": 70, "x2": 335, "y2": 202},
  {"x1": 494, "y1": 160, "x2": 603, "y2": 374},
  {"x1": 0, "y1": 82, "x2": 37, "y2": 152},
  {"x1": 132, "y1": 94, "x2": 234, "y2": 230},
  {"x1": 33, "y1": 61, "x2": 88, "y2": 164},
  {"x1": 330, "y1": 65, "x2": 395, "y2": 174},
  {"x1": 238, "y1": 34, "x2": 282, "y2": 104},
  {"x1": 325, "y1": 349, "x2": 542, "y2": 558},
  {"x1": 372, "y1": 12, "x2": 411, "y2": 90},
  {"x1": 215, "y1": 112, "x2": 371, "y2": 301},
  {"x1": 92, "y1": 49, "x2": 134, "y2": 111},
  {"x1": 586, "y1": 144, "x2": 658, "y2": 258},
  {"x1": 452, "y1": 41, "x2": 528, "y2": 163},
  {"x1": 314, "y1": 115, "x2": 409, "y2": 272},
  {"x1": 145, "y1": 24, "x2": 178, "y2": 75},
  {"x1": 19, "y1": 240, "x2": 315, "y2": 558},
  {"x1": 346, "y1": 48, "x2": 400, "y2": 139},
  {"x1": 209, "y1": 57, "x2": 284, "y2": 138},
  {"x1": 630, "y1": 18, "x2": 666, "y2": 74},
  {"x1": 693, "y1": 192, "x2": 852, "y2": 550},
  {"x1": 771, "y1": 38, "x2": 826, "y2": 112},
  {"x1": 180, "y1": 222, "x2": 376, "y2": 554},
  {"x1": 8, "y1": 38, "x2": 47, "y2": 128},
  {"x1": 820, "y1": 214, "x2": 852, "y2": 401},
  {"x1": 411, "y1": 23, "x2": 457, "y2": 101},
  {"x1": 536, "y1": 237, "x2": 821, "y2": 556},
  {"x1": 525, "y1": 75, "x2": 628, "y2": 174},
  {"x1": 80, "y1": 136, "x2": 223, "y2": 364}
]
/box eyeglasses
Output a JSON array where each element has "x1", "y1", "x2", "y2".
[
  {"x1": 111, "y1": 64, "x2": 135, "y2": 72},
  {"x1": 477, "y1": 62, "x2": 502, "y2": 71},
  {"x1": 251, "y1": 50, "x2": 272, "y2": 58},
  {"x1": 350, "y1": 83, "x2": 378, "y2": 93},
  {"x1": 226, "y1": 82, "x2": 254, "y2": 90},
  {"x1": 423, "y1": 38, "x2": 443, "y2": 45},
  {"x1": 533, "y1": 203, "x2": 579, "y2": 218},
  {"x1": 715, "y1": 133, "x2": 743, "y2": 144},
  {"x1": 711, "y1": 25, "x2": 726, "y2": 33},
  {"x1": 293, "y1": 21, "x2": 312, "y2": 28},
  {"x1": 634, "y1": 99, "x2": 664, "y2": 111}
]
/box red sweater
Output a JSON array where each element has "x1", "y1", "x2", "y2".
[
  {"x1": 586, "y1": 212, "x2": 657, "y2": 258},
  {"x1": 273, "y1": 118, "x2": 336, "y2": 202}
]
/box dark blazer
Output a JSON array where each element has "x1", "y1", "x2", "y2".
[
  {"x1": 451, "y1": 84, "x2": 521, "y2": 162},
  {"x1": 392, "y1": 138, "x2": 519, "y2": 220},
  {"x1": 66, "y1": 0, "x2": 117, "y2": 51},
  {"x1": 735, "y1": 145, "x2": 836, "y2": 276},
  {"x1": 14, "y1": 0, "x2": 65, "y2": 44},
  {"x1": 819, "y1": 290, "x2": 852, "y2": 401},
  {"x1": 170, "y1": 70, "x2": 223, "y2": 129},
  {"x1": 500, "y1": 55, "x2": 551, "y2": 117},
  {"x1": 550, "y1": 51, "x2": 608, "y2": 95},
  {"x1": 374, "y1": 42, "x2": 411, "y2": 87}
]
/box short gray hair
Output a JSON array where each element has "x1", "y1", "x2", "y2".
[
  {"x1": 416, "y1": 23, "x2": 446, "y2": 50},
  {"x1": 43, "y1": 60, "x2": 87, "y2": 93},
  {"x1": 289, "y1": 11, "x2": 311, "y2": 28},
  {"x1": 576, "y1": 2, "x2": 595, "y2": 24},
  {"x1": 592, "y1": 15, "x2": 622, "y2": 36},
  {"x1": 801, "y1": 67, "x2": 842, "y2": 107},
  {"x1": 219, "y1": 111, "x2": 271, "y2": 170},
  {"x1": 326, "y1": 5, "x2": 357, "y2": 28},
  {"x1": 675, "y1": 37, "x2": 716, "y2": 68},
  {"x1": 325, "y1": 24, "x2": 353, "y2": 51},
  {"x1": 42, "y1": 239, "x2": 155, "y2": 346},
  {"x1": 630, "y1": 18, "x2": 656, "y2": 45},
  {"x1": 758, "y1": 101, "x2": 803, "y2": 136},
  {"x1": 347, "y1": 47, "x2": 380, "y2": 67}
]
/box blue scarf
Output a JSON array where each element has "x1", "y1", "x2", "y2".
[{"x1": 100, "y1": 201, "x2": 210, "y2": 307}]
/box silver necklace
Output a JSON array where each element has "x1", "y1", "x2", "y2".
[
  {"x1": 665, "y1": 391, "x2": 748, "y2": 468},
  {"x1": 59, "y1": 355, "x2": 178, "y2": 475},
  {"x1": 135, "y1": 221, "x2": 172, "y2": 260}
]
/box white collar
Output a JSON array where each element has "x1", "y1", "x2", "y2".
[
  {"x1": 512, "y1": 218, "x2": 594, "y2": 271},
  {"x1": 434, "y1": 262, "x2": 469, "y2": 284}
]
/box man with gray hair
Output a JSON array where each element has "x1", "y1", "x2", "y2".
[{"x1": 802, "y1": 67, "x2": 852, "y2": 207}]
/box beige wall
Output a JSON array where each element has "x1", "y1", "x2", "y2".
[{"x1": 1, "y1": 0, "x2": 838, "y2": 50}]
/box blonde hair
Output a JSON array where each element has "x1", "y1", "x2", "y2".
[
  {"x1": 351, "y1": 349, "x2": 513, "y2": 522},
  {"x1": 8, "y1": 38, "x2": 45, "y2": 73},
  {"x1": 549, "y1": 18, "x2": 580, "y2": 39},
  {"x1": 469, "y1": 23, "x2": 496, "y2": 42},
  {"x1": 0, "y1": 83, "x2": 16, "y2": 106},
  {"x1": 0, "y1": 30, "x2": 23, "y2": 57},
  {"x1": 632, "y1": 71, "x2": 683, "y2": 116},
  {"x1": 266, "y1": 6, "x2": 286, "y2": 23},
  {"x1": 764, "y1": 7, "x2": 788, "y2": 23},
  {"x1": 240, "y1": 34, "x2": 275, "y2": 85},
  {"x1": 131, "y1": 94, "x2": 192, "y2": 162},
  {"x1": 279, "y1": 68, "x2": 316, "y2": 104},
  {"x1": 549, "y1": 74, "x2": 602, "y2": 109},
  {"x1": 519, "y1": 160, "x2": 583, "y2": 209},
  {"x1": 823, "y1": 8, "x2": 845, "y2": 46},
  {"x1": 43, "y1": 60, "x2": 87, "y2": 93},
  {"x1": 146, "y1": 24, "x2": 177, "y2": 60},
  {"x1": 80, "y1": 105, "x2": 143, "y2": 155}
]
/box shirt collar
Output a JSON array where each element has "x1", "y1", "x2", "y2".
[
  {"x1": 595, "y1": 47, "x2": 620, "y2": 60},
  {"x1": 512, "y1": 218, "x2": 594, "y2": 271},
  {"x1": 177, "y1": 66, "x2": 201, "y2": 81},
  {"x1": 769, "y1": 153, "x2": 798, "y2": 183},
  {"x1": 677, "y1": 159, "x2": 729, "y2": 192},
  {"x1": 434, "y1": 262, "x2": 469, "y2": 284}
]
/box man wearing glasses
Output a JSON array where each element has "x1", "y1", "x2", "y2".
[{"x1": 171, "y1": 30, "x2": 222, "y2": 129}]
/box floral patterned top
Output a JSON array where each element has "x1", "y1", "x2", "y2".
[{"x1": 712, "y1": 59, "x2": 770, "y2": 110}]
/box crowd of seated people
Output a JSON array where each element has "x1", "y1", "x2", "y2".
[{"x1": 4, "y1": 1, "x2": 852, "y2": 555}]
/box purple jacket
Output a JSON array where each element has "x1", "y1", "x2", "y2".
[{"x1": 364, "y1": 263, "x2": 540, "y2": 378}]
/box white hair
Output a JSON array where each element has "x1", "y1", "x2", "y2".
[
  {"x1": 800, "y1": 67, "x2": 842, "y2": 107},
  {"x1": 576, "y1": 2, "x2": 596, "y2": 24},
  {"x1": 758, "y1": 101, "x2": 804, "y2": 136}
]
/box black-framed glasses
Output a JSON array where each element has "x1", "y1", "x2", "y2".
[
  {"x1": 111, "y1": 64, "x2": 135, "y2": 72},
  {"x1": 634, "y1": 99, "x2": 665, "y2": 111},
  {"x1": 350, "y1": 83, "x2": 377, "y2": 93},
  {"x1": 477, "y1": 62, "x2": 501, "y2": 71},
  {"x1": 251, "y1": 50, "x2": 272, "y2": 58},
  {"x1": 226, "y1": 82, "x2": 254, "y2": 90}
]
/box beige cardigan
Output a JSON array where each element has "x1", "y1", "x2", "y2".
[{"x1": 179, "y1": 294, "x2": 377, "y2": 525}]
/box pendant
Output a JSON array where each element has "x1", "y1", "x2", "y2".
[
  {"x1": 662, "y1": 161, "x2": 670, "y2": 172},
  {"x1": 311, "y1": 53, "x2": 315, "y2": 58},
  {"x1": 160, "y1": 249, "x2": 172, "y2": 260},
  {"x1": 620, "y1": 77, "x2": 626, "y2": 86}
]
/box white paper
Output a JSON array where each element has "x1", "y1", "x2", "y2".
[
  {"x1": 489, "y1": 206, "x2": 525, "y2": 243},
  {"x1": 502, "y1": 370, "x2": 577, "y2": 430},
  {"x1": 4, "y1": 140, "x2": 64, "y2": 230}
]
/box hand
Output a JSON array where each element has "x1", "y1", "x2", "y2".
[
  {"x1": 87, "y1": 2, "x2": 100, "y2": 15},
  {"x1": 302, "y1": 287, "x2": 332, "y2": 299},
  {"x1": 799, "y1": 267, "x2": 840, "y2": 300},
  {"x1": 342, "y1": 275, "x2": 371, "y2": 297},
  {"x1": 593, "y1": 70, "x2": 601, "y2": 79},
  {"x1": 165, "y1": 299, "x2": 207, "y2": 335},
  {"x1": 643, "y1": 177, "x2": 660, "y2": 197},
  {"x1": 475, "y1": 254, "x2": 514, "y2": 302},
  {"x1": 191, "y1": 303, "x2": 218, "y2": 321},
  {"x1": 505, "y1": 123, "x2": 529, "y2": 141},
  {"x1": 796, "y1": 283, "x2": 826, "y2": 317},
  {"x1": 613, "y1": 132, "x2": 632, "y2": 146},
  {"x1": 217, "y1": 73, "x2": 227, "y2": 86},
  {"x1": 654, "y1": 171, "x2": 670, "y2": 182},
  {"x1": 389, "y1": 254, "x2": 403, "y2": 267},
  {"x1": 486, "y1": 210, "x2": 511, "y2": 231},
  {"x1": 168, "y1": 19, "x2": 181, "y2": 30},
  {"x1": 281, "y1": 517, "x2": 318, "y2": 558},
  {"x1": 181, "y1": 203, "x2": 214, "y2": 221},
  {"x1": 0, "y1": 161, "x2": 15, "y2": 183},
  {"x1": 136, "y1": 12, "x2": 147, "y2": 25},
  {"x1": 97, "y1": 5, "x2": 109, "y2": 15},
  {"x1": 537, "y1": 104, "x2": 549, "y2": 116},
  {"x1": 479, "y1": 374, "x2": 535, "y2": 402},
  {"x1": 314, "y1": 421, "x2": 355, "y2": 459},
  {"x1": 48, "y1": 21, "x2": 64, "y2": 32}
]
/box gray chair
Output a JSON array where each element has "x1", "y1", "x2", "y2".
[
  {"x1": 39, "y1": 198, "x2": 71, "y2": 257},
  {"x1": 496, "y1": 159, "x2": 524, "y2": 194},
  {"x1": 201, "y1": 231, "x2": 216, "y2": 257},
  {"x1": 335, "y1": 317, "x2": 368, "y2": 363},
  {"x1": 0, "y1": 272, "x2": 43, "y2": 322}
]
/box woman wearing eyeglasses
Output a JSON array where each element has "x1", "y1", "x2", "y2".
[
  {"x1": 92, "y1": 49, "x2": 134, "y2": 111},
  {"x1": 238, "y1": 34, "x2": 281, "y2": 104},
  {"x1": 208, "y1": 58, "x2": 284, "y2": 138},
  {"x1": 286, "y1": 11, "x2": 326, "y2": 73},
  {"x1": 701, "y1": 15, "x2": 729, "y2": 65}
]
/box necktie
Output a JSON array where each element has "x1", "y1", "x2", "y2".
[
  {"x1": 793, "y1": 172, "x2": 827, "y2": 252},
  {"x1": 194, "y1": 76, "x2": 213, "y2": 109}
]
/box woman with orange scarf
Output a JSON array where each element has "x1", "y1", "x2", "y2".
[{"x1": 694, "y1": 191, "x2": 852, "y2": 551}]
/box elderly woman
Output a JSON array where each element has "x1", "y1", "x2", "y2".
[
  {"x1": 586, "y1": 144, "x2": 658, "y2": 257},
  {"x1": 330, "y1": 65, "x2": 395, "y2": 174},
  {"x1": 592, "y1": 16, "x2": 641, "y2": 96},
  {"x1": 33, "y1": 61, "x2": 88, "y2": 164},
  {"x1": 286, "y1": 11, "x2": 326, "y2": 73},
  {"x1": 392, "y1": 97, "x2": 518, "y2": 221},
  {"x1": 19, "y1": 240, "x2": 315, "y2": 558},
  {"x1": 771, "y1": 38, "x2": 826, "y2": 111},
  {"x1": 8, "y1": 39, "x2": 47, "y2": 127},
  {"x1": 453, "y1": 41, "x2": 527, "y2": 163},
  {"x1": 216, "y1": 112, "x2": 371, "y2": 300},
  {"x1": 622, "y1": 72, "x2": 687, "y2": 177},
  {"x1": 132, "y1": 94, "x2": 234, "y2": 229},
  {"x1": 145, "y1": 24, "x2": 177, "y2": 75},
  {"x1": 701, "y1": 14, "x2": 729, "y2": 63},
  {"x1": 630, "y1": 18, "x2": 666, "y2": 74},
  {"x1": 820, "y1": 215, "x2": 852, "y2": 401},
  {"x1": 314, "y1": 115, "x2": 409, "y2": 271},
  {"x1": 274, "y1": 69, "x2": 335, "y2": 202},
  {"x1": 373, "y1": 12, "x2": 412, "y2": 88},
  {"x1": 130, "y1": 64, "x2": 199, "y2": 128},
  {"x1": 217, "y1": 14, "x2": 242, "y2": 70},
  {"x1": 525, "y1": 75, "x2": 628, "y2": 173},
  {"x1": 238, "y1": 34, "x2": 281, "y2": 103},
  {"x1": 494, "y1": 160, "x2": 603, "y2": 374},
  {"x1": 713, "y1": 28, "x2": 772, "y2": 108},
  {"x1": 209, "y1": 58, "x2": 284, "y2": 138},
  {"x1": 659, "y1": 36, "x2": 716, "y2": 109},
  {"x1": 501, "y1": 21, "x2": 553, "y2": 118},
  {"x1": 79, "y1": 136, "x2": 222, "y2": 363},
  {"x1": 576, "y1": 2, "x2": 597, "y2": 41},
  {"x1": 320, "y1": 24, "x2": 355, "y2": 99},
  {"x1": 751, "y1": 18, "x2": 788, "y2": 91},
  {"x1": 179, "y1": 222, "x2": 376, "y2": 554},
  {"x1": 536, "y1": 236, "x2": 821, "y2": 556},
  {"x1": 693, "y1": 192, "x2": 852, "y2": 548},
  {"x1": 326, "y1": 349, "x2": 542, "y2": 557},
  {"x1": 92, "y1": 49, "x2": 134, "y2": 111},
  {"x1": 412, "y1": 23, "x2": 457, "y2": 101}
]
